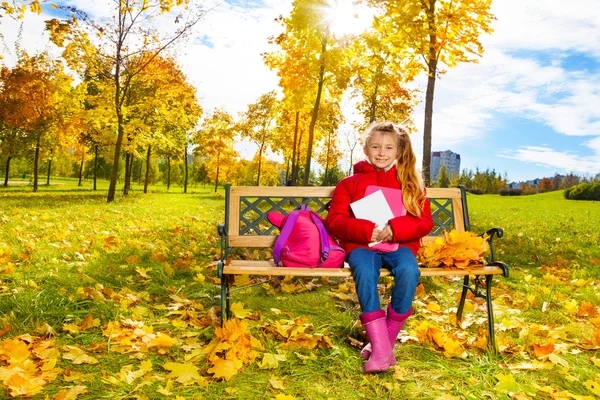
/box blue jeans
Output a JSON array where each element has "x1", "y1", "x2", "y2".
[{"x1": 347, "y1": 246, "x2": 420, "y2": 314}]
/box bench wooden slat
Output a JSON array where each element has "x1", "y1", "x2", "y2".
[
  {"x1": 225, "y1": 260, "x2": 505, "y2": 277},
  {"x1": 230, "y1": 186, "x2": 336, "y2": 197}
]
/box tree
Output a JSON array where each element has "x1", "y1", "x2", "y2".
[
  {"x1": 265, "y1": 0, "x2": 351, "y2": 185},
  {"x1": 349, "y1": 26, "x2": 419, "y2": 127},
  {"x1": 437, "y1": 164, "x2": 450, "y2": 188},
  {"x1": 379, "y1": 0, "x2": 494, "y2": 185},
  {"x1": 237, "y1": 91, "x2": 279, "y2": 186},
  {"x1": 46, "y1": 0, "x2": 205, "y2": 202},
  {"x1": 124, "y1": 53, "x2": 201, "y2": 194},
  {"x1": 539, "y1": 177, "x2": 553, "y2": 193},
  {"x1": 194, "y1": 109, "x2": 238, "y2": 192},
  {"x1": 0, "y1": 51, "x2": 73, "y2": 192},
  {"x1": 0, "y1": 0, "x2": 41, "y2": 26}
]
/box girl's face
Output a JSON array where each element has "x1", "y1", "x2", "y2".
[{"x1": 364, "y1": 131, "x2": 399, "y2": 170}]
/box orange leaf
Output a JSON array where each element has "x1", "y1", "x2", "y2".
[
  {"x1": 532, "y1": 343, "x2": 555, "y2": 358},
  {"x1": 578, "y1": 301, "x2": 599, "y2": 318}
]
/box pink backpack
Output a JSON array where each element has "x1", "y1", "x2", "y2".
[{"x1": 267, "y1": 205, "x2": 345, "y2": 268}]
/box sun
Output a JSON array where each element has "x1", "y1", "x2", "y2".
[{"x1": 324, "y1": 0, "x2": 375, "y2": 37}]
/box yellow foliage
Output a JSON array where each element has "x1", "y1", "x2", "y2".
[
  {"x1": 206, "y1": 318, "x2": 260, "y2": 381},
  {"x1": 418, "y1": 230, "x2": 489, "y2": 269},
  {"x1": 0, "y1": 336, "x2": 62, "y2": 397}
]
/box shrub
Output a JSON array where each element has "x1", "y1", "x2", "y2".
[
  {"x1": 564, "y1": 182, "x2": 600, "y2": 200},
  {"x1": 499, "y1": 188, "x2": 523, "y2": 196},
  {"x1": 466, "y1": 188, "x2": 483, "y2": 195}
]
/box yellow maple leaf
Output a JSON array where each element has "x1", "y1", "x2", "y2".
[
  {"x1": 2, "y1": 338, "x2": 30, "y2": 362},
  {"x1": 162, "y1": 362, "x2": 200, "y2": 384},
  {"x1": 135, "y1": 267, "x2": 152, "y2": 278},
  {"x1": 5, "y1": 372, "x2": 46, "y2": 397},
  {"x1": 259, "y1": 353, "x2": 287, "y2": 369},
  {"x1": 61, "y1": 346, "x2": 99, "y2": 365},
  {"x1": 273, "y1": 394, "x2": 296, "y2": 400},
  {"x1": 207, "y1": 357, "x2": 239, "y2": 381},
  {"x1": 62, "y1": 323, "x2": 80, "y2": 334},
  {"x1": 53, "y1": 385, "x2": 88, "y2": 400},
  {"x1": 269, "y1": 375, "x2": 286, "y2": 390},
  {"x1": 230, "y1": 302, "x2": 250, "y2": 319},
  {"x1": 584, "y1": 380, "x2": 600, "y2": 396},
  {"x1": 148, "y1": 333, "x2": 176, "y2": 347}
]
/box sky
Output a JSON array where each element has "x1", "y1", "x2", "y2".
[{"x1": 1, "y1": 0, "x2": 600, "y2": 183}]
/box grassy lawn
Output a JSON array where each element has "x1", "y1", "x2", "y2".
[{"x1": 0, "y1": 181, "x2": 599, "y2": 399}]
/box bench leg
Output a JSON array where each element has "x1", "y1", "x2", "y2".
[
  {"x1": 456, "y1": 275, "x2": 470, "y2": 326},
  {"x1": 485, "y1": 275, "x2": 497, "y2": 353},
  {"x1": 220, "y1": 274, "x2": 231, "y2": 326},
  {"x1": 455, "y1": 275, "x2": 498, "y2": 354}
]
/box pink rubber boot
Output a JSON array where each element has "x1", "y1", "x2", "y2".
[
  {"x1": 361, "y1": 305, "x2": 413, "y2": 363},
  {"x1": 360, "y1": 309, "x2": 395, "y2": 373}
]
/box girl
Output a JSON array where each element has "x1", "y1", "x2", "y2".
[{"x1": 325, "y1": 122, "x2": 433, "y2": 373}]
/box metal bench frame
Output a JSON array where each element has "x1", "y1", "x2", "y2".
[{"x1": 217, "y1": 184, "x2": 509, "y2": 351}]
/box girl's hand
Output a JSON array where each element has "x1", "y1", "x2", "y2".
[
  {"x1": 371, "y1": 229, "x2": 381, "y2": 242},
  {"x1": 376, "y1": 225, "x2": 394, "y2": 242}
]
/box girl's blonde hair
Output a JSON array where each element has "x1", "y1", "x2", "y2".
[{"x1": 363, "y1": 122, "x2": 426, "y2": 217}]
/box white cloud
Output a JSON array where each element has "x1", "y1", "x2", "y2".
[
  {"x1": 486, "y1": 0, "x2": 600, "y2": 56},
  {"x1": 499, "y1": 145, "x2": 600, "y2": 174}
]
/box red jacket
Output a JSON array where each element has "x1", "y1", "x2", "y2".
[{"x1": 325, "y1": 160, "x2": 433, "y2": 256}]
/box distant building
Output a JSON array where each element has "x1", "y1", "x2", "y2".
[{"x1": 430, "y1": 150, "x2": 461, "y2": 183}]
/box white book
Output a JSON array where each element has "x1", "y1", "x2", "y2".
[{"x1": 350, "y1": 189, "x2": 395, "y2": 230}]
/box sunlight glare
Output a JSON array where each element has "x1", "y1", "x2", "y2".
[{"x1": 325, "y1": 0, "x2": 374, "y2": 37}]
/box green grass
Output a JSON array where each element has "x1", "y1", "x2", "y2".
[{"x1": 1, "y1": 183, "x2": 599, "y2": 399}]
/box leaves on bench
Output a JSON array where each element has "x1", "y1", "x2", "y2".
[{"x1": 418, "y1": 230, "x2": 489, "y2": 269}]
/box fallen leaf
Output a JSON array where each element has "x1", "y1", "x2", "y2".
[{"x1": 162, "y1": 362, "x2": 200, "y2": 384}]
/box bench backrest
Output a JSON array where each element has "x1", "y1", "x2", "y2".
[{"x1": 223, "y1": 184, "x2": 470, "y2": 249}]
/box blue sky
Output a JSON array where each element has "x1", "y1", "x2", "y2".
[{"x1": 1, "y1": 0, "x2": 599, "y2": 182}]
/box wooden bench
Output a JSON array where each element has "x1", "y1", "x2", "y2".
[{"x1": 216, "y1": 184, "x2": 509, "y2": 351}]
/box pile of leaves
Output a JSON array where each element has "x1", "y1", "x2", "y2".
[{"x1": 418, "y1": 230, "x2": 489, "y2": 269}]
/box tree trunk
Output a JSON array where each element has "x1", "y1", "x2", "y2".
[
  {"x1": 123, "y1": 152, "x2": 131, "y2": 195},
  {"x1": 303, "y1": 37, "x2": 328, "y2": 186},
  {"x1": 129, "y1": 153, "x2": 134, "y2": 192},
  {"x1": 33, "y1": 137, "x2": 40, "y2": 192},
  {"x1": 422, "y1": 0, "x2": 438, "y2": 187},
  {"x1": 295, "y1": 128, "x2": 304, "y2": 185},
  {"x1": 256, "y1": 142, "x2": 265, "y2": 186},
  {"x1": 107, "y1": 99, "x2": 124, "y2": 202},
  {"x1": 167, "y1": 156, "x2": 171, "y2": 190},
  {"x1": 46, "y1": 148, "x2": 53, "y2": 185},
  {"x1": 93, "y1": 145, "x2": 98, "y2": 191},
  {"x1": 3, "y1": 155, "x2": 11, "y2": 186},
  {"x1": 144, "y1": 146, "x2": 151, "y2": 194},
  {"x1": 214, "y1": 152, "x2": 220, "y2": 193},
  {"x1": 322, "y1": 130, "x2": 331, "y2": 186},
  {"x1": 291, "y1": 111, "x2": 299, "y2": 186},
  {"x1": 78, "y1": 152, "x2": 84, "y2": 187},
  {"x1": 183, "y1": 145, "x2": 188, "y2": 194}
]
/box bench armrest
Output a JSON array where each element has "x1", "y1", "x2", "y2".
[
  {"x1": 481, "y1": 227, "x2": 503, "y2": 264},
  {"x1": 485, "y1": 260, "x2": 509, "y2": 278}
]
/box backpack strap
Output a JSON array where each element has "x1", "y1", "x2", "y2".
[
  {"x1": 309, "y1": 211, "x2": 331, "y2": 266},
  {"x1": 272, "y1": 209, "x2": 301, "y2": 266}
]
